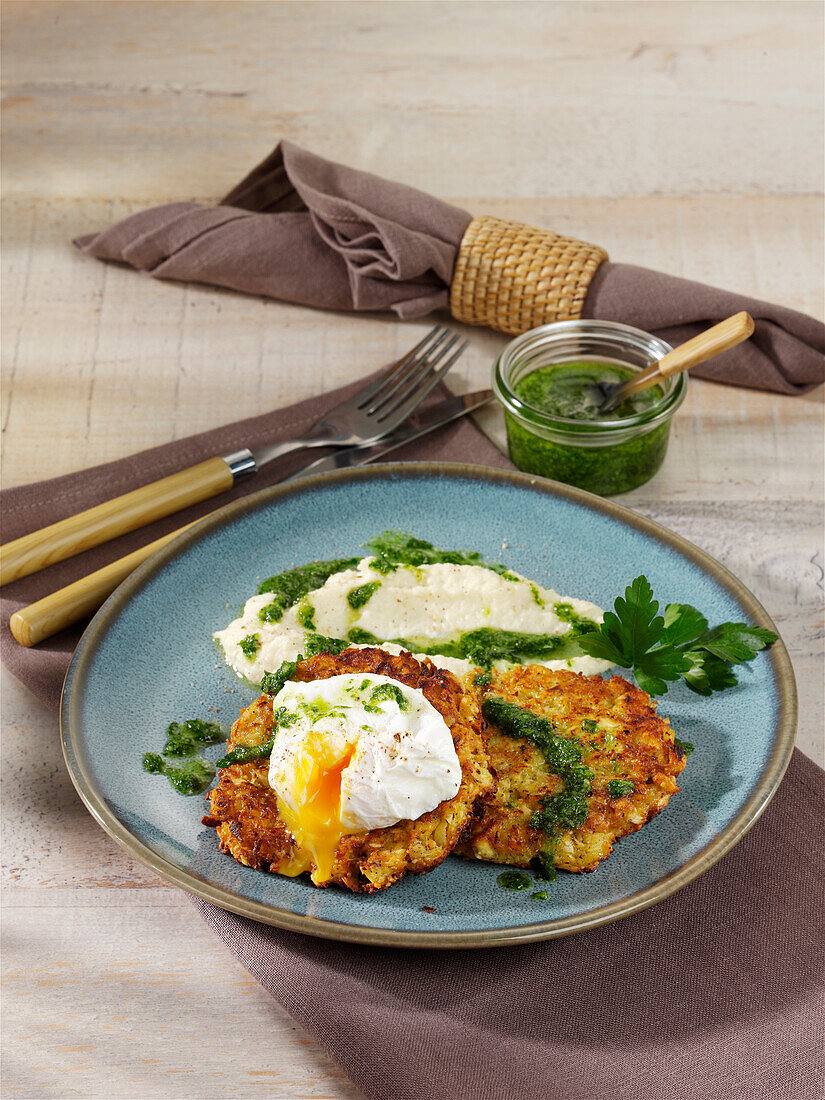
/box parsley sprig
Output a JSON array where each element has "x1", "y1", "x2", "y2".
[{"x1": 577, "y1": 576, "x2": 777, "y2": 696}]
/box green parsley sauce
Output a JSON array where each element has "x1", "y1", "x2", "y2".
[
  {"x1": 142, "y1": 716, "x2": 225, "y2": 795},
  {"x1": 296, "y1": 601, "x2": 316, "y2": 630},
  {"x1": 607, "y1": 779, "x2": 635, "y2": 799},
  {"x1": 304, "y1": 633, "x2": 349, "y2": 657},
  {"x1": 365, "y1": 531, "x2": 518, "y2": 581},
  {"x1": 239, "y1": 633, "x2": 261, "y2": 659},
  {"x1": 260, "y1": 659, "x2": 299, "y2": 696},
  {"x1": 142, "y1": 753, "x2": 215, "y2": 795},
  {"x1": 347, "y1": 581, "x2": 381, "y2": 610},
  {"x1": 364, "y1": 682, "x2": 410, "y2": 711},
  {"x1": 516, "y1": 361, "x2": 662, "y2": 421},
  {"x1": 505, "y1": 361, "x2": 671, "y2": 496},
  {"x1": 497, "y1": 870, "x2": 532, "y2": 891},
  {"x1": 258, "y1": 557, "x2": 361, "y2": 624},
  {"x1": 216, "y1": 739, "x2": 275, "y2": 768},
  {"x1": 162, "y1": 718, "x2": 223, "y2": 756},
  {"x1": 482, "y1": 697, "x2": 595, "y2": 881},
  {"x1": 343, "y1": 622, "x2": 595, "y2": 668}
]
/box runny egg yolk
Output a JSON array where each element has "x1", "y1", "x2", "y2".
[{"x1": 275, "y1": 732, "x2": 356, "y2": 886}]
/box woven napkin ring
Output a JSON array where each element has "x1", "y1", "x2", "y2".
[{"x1": 449, "y1": 215, "x2": 609, "y2": 335}]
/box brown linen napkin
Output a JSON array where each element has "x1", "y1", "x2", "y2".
[
  {"x1": 0, "y1": 375, "x2": 503, "y2": 712},
  {"x1": 2, "y1": 384, "x2": 823, "y2": 1100},
  {"x1": 74, "y1": 140, "x2": 825, "y2": 396}
]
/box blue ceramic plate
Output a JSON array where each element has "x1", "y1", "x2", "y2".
[{"x1": 61, "y1": 463, "x2": 796, "y2": 948}]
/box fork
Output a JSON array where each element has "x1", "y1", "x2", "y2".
[
  {"x1": 247, "y1": 326, "x2": 467, "y2": 465},
  {"x1": 0, "y1": 327, "x2": 469, "y2": 585}
]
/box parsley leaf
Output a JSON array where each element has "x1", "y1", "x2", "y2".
[
  {"x1": 692, "y1": 622, "x2": 777, "y2": 665},
  {"x1": 661, "y1": 604, "x2": 708, "y2": 647},
  {"x1": 681, "y1": 650, "x2": 739, "y2": 696},
  {"x1": 578, "y1": 576, "x2": 777, "y2": 696}
]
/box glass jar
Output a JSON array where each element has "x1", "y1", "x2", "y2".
[{"x1": 492, "y1": 320, "x2": 688, "y2": 496}]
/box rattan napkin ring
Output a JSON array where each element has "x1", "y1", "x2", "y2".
[{"x1": 449, "y1": 215, "x2": 609, "y2": 335}]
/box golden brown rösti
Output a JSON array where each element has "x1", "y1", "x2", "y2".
[
  {"x1": 456, "y1": 665, "x2": 687, "y2": 873},
  {"x1": 203, "y1": 647, "x2": 494, "y2": 893}
]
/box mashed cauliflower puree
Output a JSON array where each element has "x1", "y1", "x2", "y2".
[{"x1": 215, "y1": 535, "x2": 613, "y2": 684}]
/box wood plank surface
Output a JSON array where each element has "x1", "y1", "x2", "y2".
[{"x1": 2, "y1": 2, "x2": 822, "y2": 1098}]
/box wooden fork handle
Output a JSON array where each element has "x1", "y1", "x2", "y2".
[
  {"x1": 0, "y1": 456, "x2": 233, "y2": 587},
  {"x1": 654, "y1": 311, "x2": 755, "y2": 378},
  {"x1": 8, "y1": 520, "x2": 202, "y2": 646}
]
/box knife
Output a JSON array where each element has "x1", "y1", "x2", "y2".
[
  {"x1": 9, "y1": 390, "x2": 492, "y2": 646},
  {"x1": 283, "y1": 387, "x2": 492, "y2": 481}
]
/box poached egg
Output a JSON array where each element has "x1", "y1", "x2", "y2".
[{"x1": 267, "y1": 673, "x2": 461, "y2": 885}]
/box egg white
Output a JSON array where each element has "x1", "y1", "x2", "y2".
[{"x1": 269, "y1": 673, "x2": 460, "y2": 829}]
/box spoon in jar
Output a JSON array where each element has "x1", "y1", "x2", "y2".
[{"x1": 595, "y1": 311, "x2": 755, "y2": 414}]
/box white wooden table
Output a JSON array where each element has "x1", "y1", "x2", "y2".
[{"x1": 2, "y1": 3, "x2": 822, "y2": 1097}]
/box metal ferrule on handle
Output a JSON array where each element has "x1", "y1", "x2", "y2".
[
  {"x1": 221, "y1": 448, "x2": 257, "y2": 478},
  {"x1": 0, "y1": 455, "x2": 238, "y2": 586}
]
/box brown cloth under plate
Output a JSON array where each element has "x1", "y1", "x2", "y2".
[
  {"x1": 74, "y1": 140, "x2": 824, "y2": 396},
  {"x1": 2, "y1": 380, "x2": 823, "y2": 1100}
]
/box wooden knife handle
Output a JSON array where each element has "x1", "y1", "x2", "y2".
[
  {"x1": 0, "y1": 456, "x2": 233, "y2": 587},
  {"x1": 9, "y1": 520, "x2": 199, "y2": 646}
]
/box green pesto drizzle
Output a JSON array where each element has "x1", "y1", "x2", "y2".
[
  {"x1": 553, "y1": 603, "x2": 598, "y2": 630},
  {"x1": 364, "y1": 531, "x2": 518, "y2": 581},
  {"x1": 347, "y1": 627, "x2": 382, "y2": 645},
  {"x1": 260, "y1": 659, "x2": 300, "y2": 697},
  {"x1": 343, "y1": 623, "x2": 596, "y2": 668},
  {"x1": 143, "y1": 716, "x2": 227, "y2": 794},
  {"x1": 239, "y1": 633, "x2": 261, "y2": 659},
  {"x1": 453, "y1": 626, "x2": 596, "y2": 667},
  {"x1": 482, "y1": 697, "x2": 594, "y2": 877},
  {"x1": 497, "y1": 870, "x2": 532, "y2": 891},
  {"x1": 257, "y1": 557, "x2": 361, "y2": 623},
  {"x1": 365, "y1": 682, "x2": 409, "y2": 712},
  {"x1": 296, "y1": 601, "x2": 316, "y2": 630},
  {"x1": 216, "y1": 739, "x2": 275, "y2": 768},
  {"x1": 531, "y1": 854, "x2": 557, "y2": 881},
  {"x1": 162, "y1": 718, "x2": 223, "y2": 756},
  {"x1": 142, "y1": 752, "x2": 215, "y2": 795},
  {"x1": 272, "y1": 706, "x2": 299, "y2": 727},
  {"x1": 347, "y1": 581, "x2": 381, "y2": 610},
  {"x1": 608, "y1": 779, "x2": 635, "y2": 799},
  {"x1": 304, "y1": 633, "x2": 349, "y2": 657}
]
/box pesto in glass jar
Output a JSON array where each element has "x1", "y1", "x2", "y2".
[{"x1": 492, "y1": 322, "x2": 687, "y2": 496}]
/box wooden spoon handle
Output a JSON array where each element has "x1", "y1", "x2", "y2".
[
  {"x1": 8, "y1": 519, "x2": 199, "y2": 646},
  {"x1": 607, "y1": 311, "x2": 755, "y2": 404},
  {"x1": 0, "y1": 456, "x2": 233, "y2": 587},
  {"x1": 655, "y1": 311, "x2": 755, "y2": 378}
]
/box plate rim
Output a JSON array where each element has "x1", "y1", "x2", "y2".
[{"x1": 60, "y1": 461, "x2": 798, "y2": 949}]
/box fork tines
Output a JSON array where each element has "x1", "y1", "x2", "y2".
[{"x1": 357, "y1": 326, "x2": 469, "y2": 423}]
